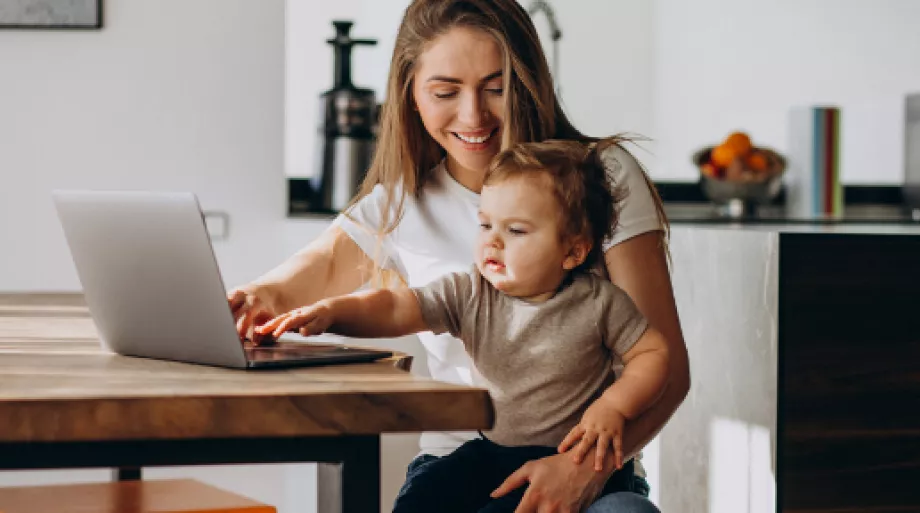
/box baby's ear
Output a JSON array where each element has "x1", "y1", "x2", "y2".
[{"x1": 562, "y1": 238, "x2": 592, "y2": 270}]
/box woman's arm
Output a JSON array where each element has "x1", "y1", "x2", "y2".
[
  {"x1": 230, "y1": 226, "x2": 378, "y2": 342},
  {"x1": 604, "y1": 231, "x2": 691, "y2": 459},
  {"x1": 250, "y1": 226, "x2": 374, "y2": 312}
]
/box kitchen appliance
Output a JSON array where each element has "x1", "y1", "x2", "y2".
[
  {"x1": 312, "y1": 21, "x2": 378, "y2": 213},
  {"x1": 527, "y1": 1, "x2": 562, "y2": 97}
]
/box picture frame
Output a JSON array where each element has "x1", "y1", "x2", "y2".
[{"x1": 0, "y1": 0, "x2": 102, "y2": 30}]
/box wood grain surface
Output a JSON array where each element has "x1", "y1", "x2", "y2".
[
  {"x1": 779, "y1": 234, "x2": 920, "y2": 512},
  {"x1": 0, "y1": 294, "x2": 493, "y2": 443},
  {"x1": 0, "y1": 478, "x2": 276, "y2": 513}
]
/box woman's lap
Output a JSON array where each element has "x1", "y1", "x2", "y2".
[{"x1": 397, "y1": 453, "x2": 661, "y2": 513}]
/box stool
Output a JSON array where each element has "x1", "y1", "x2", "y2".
[{"x1": 0, "y1": 478, "x2": 276, "y2": 513}]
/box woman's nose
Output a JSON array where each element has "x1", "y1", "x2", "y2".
[{"x1": 458, "y1": 91, "x2": 487, "y2": 128}]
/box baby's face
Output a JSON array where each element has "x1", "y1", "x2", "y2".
[{"x1": 476, "y1": 174, "x2": 580, "y2": 302}]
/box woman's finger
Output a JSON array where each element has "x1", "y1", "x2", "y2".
[
  {"x1": 557, "y1": 425, "x2": 585, "y2": 453},
  {"x1": 252, "y1": 309, "x2": 274, "y2": 328},
  {"x1": 613, "y1": 433, "x2": 624, "y2": 470},
  {"x1": 237, "y1": 310, "x2": 253, "y2": 340},
  {"x1": 227, "y1": 290, "x2": 247, "y2": 314},
  {"x1": 490, "y1": 463, "x2": 531, "y2": 499}
]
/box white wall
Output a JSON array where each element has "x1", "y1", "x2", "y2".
[
  {"x1": 287, "y1": 0, "x2": 920, "y2": 183},
  {"x1": 652, "y1": 0, "x2": 920, "y2": 183},
  {"x1": 0, "y1": 0, "x2": 313, "y2": 292},
  {"x1": 285, "y1": 0, "x2": 658, "y2": 177}
]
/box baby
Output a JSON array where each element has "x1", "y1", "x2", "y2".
[{"x1": 257, "y1": 139, "x2": 669, "y2": 513}]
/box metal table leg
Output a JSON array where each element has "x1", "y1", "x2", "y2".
[{"x1": 318, "y1": 435, "x2": 381, "y2": 513}]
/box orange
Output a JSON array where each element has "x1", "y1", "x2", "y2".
[
  {"x1": 701, "y1": 162, "x2": 719, "y2": 178},
  {"x1": 710, "y1": 143, "x2": 736, "y2": 168},
  {"x1": 725, "y1": 132, "x2": 752, "y2": 156},
  {"x1": 745, "y1": 151, "x2": 768, "y2": 173}
]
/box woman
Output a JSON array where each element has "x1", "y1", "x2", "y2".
[{"x1": 229, "y1": 1, "x2": 689, "y2": 511}]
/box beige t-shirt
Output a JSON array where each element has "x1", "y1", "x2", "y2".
[
  {"x1": 334, "y1": 148, "x2": 661, "y2": 468},
  {"x1": 412, "y1": 268, "x2": 649, "y2": 447}
]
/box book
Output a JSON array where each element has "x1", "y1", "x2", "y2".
[{"x1": 787, "y1": 106, "x2": 842, "y2": 218}]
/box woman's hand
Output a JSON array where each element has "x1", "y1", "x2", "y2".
[
  {"x1": 227, "y1": 286, "x2": 279, "y2": 345},
  {"x1": 226, "y1": 225, "x2": 374, "y2": 345},
  {"x1": 490, "y1": 450, "x2": 614, "y2": 513}
]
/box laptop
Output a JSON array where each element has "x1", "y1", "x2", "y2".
[{"x1": 51, "y1": 190, "x2": 393, "y2": 369}]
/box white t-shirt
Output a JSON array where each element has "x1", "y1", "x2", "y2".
[{"x1": 332, "y1": 145, "x2": 662, "y2": 470}]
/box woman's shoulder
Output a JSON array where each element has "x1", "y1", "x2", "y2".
[
  {"x1": 596, "y1": 141, "x2": 665, "y2": 248},
  {"x1": 599, "y1": 142, "x2": 644, "y2": 183}
]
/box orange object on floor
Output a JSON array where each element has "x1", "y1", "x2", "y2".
[{"x1": 0, "y1": 479, "x2": 276, "y2": 513}]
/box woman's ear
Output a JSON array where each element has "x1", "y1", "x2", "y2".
[{"x1": 562, "y1": 239, "x2": 592, "y2": 270}]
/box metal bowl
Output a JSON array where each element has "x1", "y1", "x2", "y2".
[
  {"x1": 700, "y1": 173, "x2": 783, "y2": 204},
  {"x1": 692, "y1": 146, "x2": 786, "y2": 204}
]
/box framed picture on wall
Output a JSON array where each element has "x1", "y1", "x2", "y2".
[{"x1": 0, "y1": 0, "x2": 102, "y2": 29}]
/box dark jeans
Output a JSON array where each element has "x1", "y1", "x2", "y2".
[{"x1": 393, "y1": 437, "x2": 647, "y2": 513}]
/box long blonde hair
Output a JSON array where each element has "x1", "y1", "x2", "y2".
[{"x1": 346, "y1": 0, "x2": 669, "y2": 284}]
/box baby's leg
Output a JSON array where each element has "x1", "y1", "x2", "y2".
[{"x1": 391, "y1": 438, "x2": 496, "y2": 513}]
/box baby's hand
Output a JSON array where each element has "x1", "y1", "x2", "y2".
[
  {"x1": 557, "y1": 397, "x2": 626, "y2": 472},
  {"x1": 255, "y1": 301, "x2": 334, "y2": 339}
]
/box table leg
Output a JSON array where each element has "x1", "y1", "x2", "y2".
[
  {"x1": 112, "y1": 467, "x2": 141, "y2": 481},
  {"x1": 317, "y1": 435, "x2": 381, "y2": 513}
]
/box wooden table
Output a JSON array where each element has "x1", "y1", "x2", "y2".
[{"x1": 0, "y1": 294, "x2": 493, "y2": 513}]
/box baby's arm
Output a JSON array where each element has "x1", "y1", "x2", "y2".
[
  {"x1": 559, "y1": 327, "x2": 670, "y2": 470},
  {"x1": 256, "y1": 288, "x2": 428, "y2": 339},
  {"x1": 599, "y1": 326, "x2": 670, "y2": 419}
]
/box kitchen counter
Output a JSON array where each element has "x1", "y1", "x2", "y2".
[
  {"x1": 658, "y1": 223, "x2": 920, "y2": 512},
  {"x1": 668, "y1": 214, "x2": 920, "y2": 225},
  {"x1": 665, "y1": 201, "x2": 920, "y2": 226}
]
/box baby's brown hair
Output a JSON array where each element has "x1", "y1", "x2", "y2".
[{"x1": 484, "y1": 138, "x2": 625, "y2": 272}]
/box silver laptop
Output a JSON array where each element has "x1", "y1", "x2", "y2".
[{"x1": 52, "y1": 190, "x2": 392, "y2": 369}]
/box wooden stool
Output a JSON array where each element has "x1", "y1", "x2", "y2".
[{"x1": 0, "y1": 479, "x2": 276, "y2": 513}]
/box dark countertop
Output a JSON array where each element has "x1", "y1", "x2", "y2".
[
  {"x1": 669, "y1": 221, "x2": 920, "y2": 235},
  {"x1": 669, "y1": 214, "x2": 920, "y2": 225}
]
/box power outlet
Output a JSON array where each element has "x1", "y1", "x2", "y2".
[{"x1": 203, "y1": 211, "x2": 230, "y2": 241}]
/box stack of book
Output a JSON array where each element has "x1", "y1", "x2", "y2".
[{"x1": 787, "y1": 106, "x2": 842, "y2": 218}]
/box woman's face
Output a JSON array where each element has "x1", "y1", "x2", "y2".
[{"x1": 412, "y1": 26, "x2": 505, "y2": 184}]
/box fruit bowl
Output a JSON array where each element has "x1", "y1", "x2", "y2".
[
  {"x1": 692, "y1": 131, "x2": 787, "y2": 214},
  {"x1": 692, "y1": 145, "x2": 786, "y2": 204}
]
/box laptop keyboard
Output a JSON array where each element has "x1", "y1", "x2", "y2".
[{"x1": 243, "y1": 341, "x2": 350, "y2": 362}]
